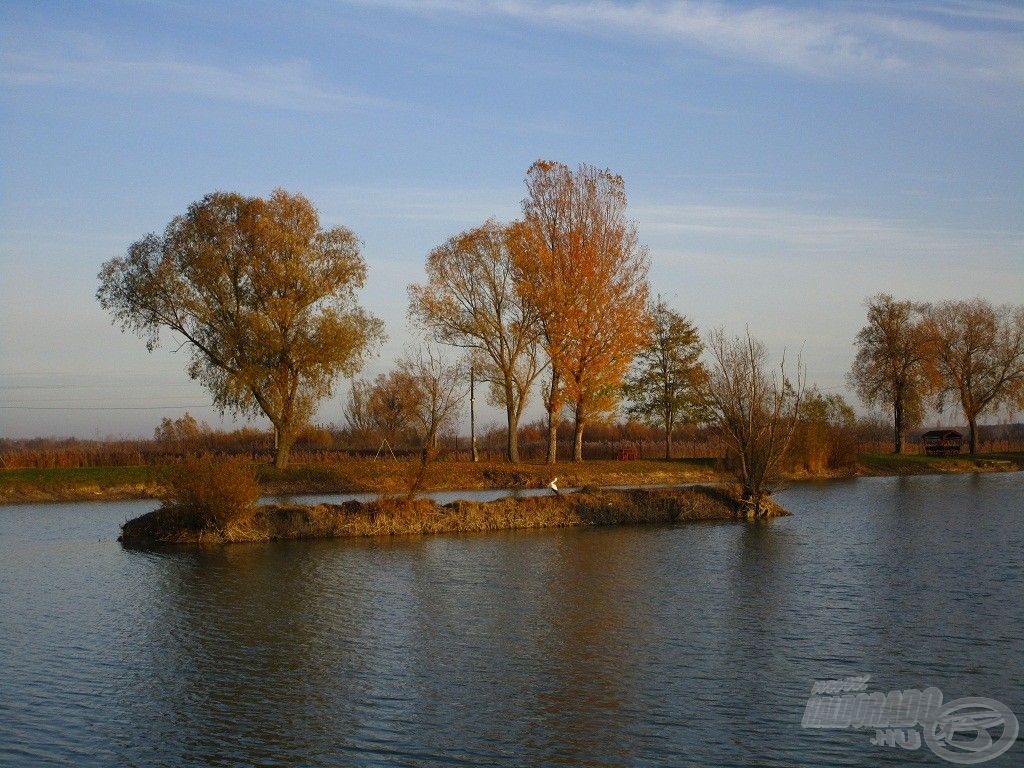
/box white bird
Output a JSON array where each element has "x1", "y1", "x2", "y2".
[{"x1": 548, "y1": 477, "x2": 561, "y2": 496}]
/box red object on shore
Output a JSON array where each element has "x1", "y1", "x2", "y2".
[{"x1": 618, "y1": 447, "x2": 638, "y2": 461}]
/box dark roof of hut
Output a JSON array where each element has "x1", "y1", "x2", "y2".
[{"x1": 921, "y1": 429, "x2": 963, "y2": 440}]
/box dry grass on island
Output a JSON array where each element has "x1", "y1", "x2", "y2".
[
  {"x1": 118, "y1": 455, "x2": 785, "y2": 546},
  {"x1": 120, "y1": 485, "x2": 786, "y2": 547}
]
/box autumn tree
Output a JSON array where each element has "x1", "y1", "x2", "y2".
[
  {"x1": 925, "y1": 298, "x2": 1024, "y2": 454},
  {"x1": 847, "y1": 294, "x2": 934, "y2": 454},
  {"x1": 97, "y1": 189, "x2": 384, "y2": 468},
  {"x1": 154, "y1": 412, "x2": 209, "y2": 454},
  {"x1": 343, "y1": 373, "x2": 420, "y2": 448},
  {"x1": 408, "y1": 220, "x2": 542, "y2": 463},
  {"x1": 704, "y1": 329, "x2": 804, "y2": 518},
  {"x1": 515, "y1": 160, "x2": 651, "y2": 463},
  {"x1": 623, "y1": 298, "x2": 710, "y2": 459}
]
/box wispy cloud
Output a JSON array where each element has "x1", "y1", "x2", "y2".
[
  {"x1": 345, "y1": 0, "x2": 1024, "y2": 88},
  {"x1": 309, "y1": 183, "x2": 1024, "y2": 273},
  {"x1": 636, "y1": 202, "x2": 1024, "y2": 261},
  {"x1": 0, "y1": 32, "x2": 390, "y2": 111},
  {"x1": 900, "y1": 1, "x2": 1024, "y2": 24}
]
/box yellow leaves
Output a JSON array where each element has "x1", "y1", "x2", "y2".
[
  {"x1": 517, "y1": 160, "x2": 652, "y2": 422},
  {"x1": 98, "y1": 189, "x2": 385, "y2": 467}
]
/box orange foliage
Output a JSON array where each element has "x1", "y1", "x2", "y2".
[{"x1": 515, "y1": 160, "x2": 651, "y2": 462}]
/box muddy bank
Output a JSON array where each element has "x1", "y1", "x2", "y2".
[{"x1": 119, "y1": 485, "x2": 788, "y2": 546}]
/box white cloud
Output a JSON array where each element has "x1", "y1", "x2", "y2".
[
  {"x1": 635, "y1": 202, "x2": 1024, "y2": 264},
  {"x1": 905, "y1": 2, "x2": 1024, "y2": 24},
  {"x1": 344, "y1": 0, "x2": 1024, "y2": 87}
]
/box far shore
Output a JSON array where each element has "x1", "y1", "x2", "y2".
[{"x1": 0, "y1": 453, "x2": 1021, "y2": 506}]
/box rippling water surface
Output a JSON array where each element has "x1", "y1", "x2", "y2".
[{"x1": 1, "y1": 474, "x2": 1022, "y2": 766}]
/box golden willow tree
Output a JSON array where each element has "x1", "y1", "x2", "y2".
[
  {"x1": 926, "y1": 298, "x2": 1024, "y2": 455},
  {"x1": 409, "y1": 220, "x2": 542, "y2": 463},
  {"x1": 847, "y1": 294, "x2": 935, "y2": 454},
  {"x1": 97, "y1": 189, "x2": 384, "y2": 468},
  {"x1": 515, "y1": 160, "x2": 651, "y2": 463}
]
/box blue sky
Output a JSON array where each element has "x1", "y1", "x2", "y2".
[{"x1": 1, "y1": 0, "x2": 1022, "y2": 437}]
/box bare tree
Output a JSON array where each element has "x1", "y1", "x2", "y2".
[
  {"x1": 926, "y1": 299, "x2": 1024, "y2": 454},
  {"x1": 398, "y1": 345, "x2": 466, "y2": 494},
  {"x1": 409, "y1": 220, "x2": 542, "y2": 462},
  {"x1": 342, "y1": 378, "x2": 375, "y2": 446},
  {"x1": 704, "y1": 329, "x2": 805, "y2": 518},
  {"x1": 848, "y1": 294, "x2": 934, "y2": 454}
]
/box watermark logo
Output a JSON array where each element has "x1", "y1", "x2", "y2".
[{"x1": 802, "y1": 675, "x2": 1018, "y2": 764}]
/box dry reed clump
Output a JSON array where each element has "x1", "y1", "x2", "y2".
[
  {"x1": 156, "y1": 454, "x2": 261, "y2": 533},
  {"x1": 120, "y1": 485, "x2": 788, "y2": 546}
]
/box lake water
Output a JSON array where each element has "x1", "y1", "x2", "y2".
[{"x1": 1, "y1": 474, "x2": 1021, "y2": 766}]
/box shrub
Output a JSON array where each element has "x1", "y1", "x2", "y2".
[
  {"x1": 789, "y1": 387, "x2": 858, "y2": 472},
  {"x1": 161, "y1": 454, "x2": 261, "y2": 530}
]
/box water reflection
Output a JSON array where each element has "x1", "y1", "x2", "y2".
[
  {"x1": 1, "y1": 474, "x2": 1022, "y2": 766},
  {"x1": 134, "y1": 544, "x2": 366, "y2": 764}
]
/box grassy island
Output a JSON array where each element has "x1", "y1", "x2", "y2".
[{"x1": 118, "y1": 485, "x2": 787, "y2": 547}]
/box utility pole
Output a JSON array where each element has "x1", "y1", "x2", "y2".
[{"x1": 470, "y1": 363, "x2": 479, "y2": 462}]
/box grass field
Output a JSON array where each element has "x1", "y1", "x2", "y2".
[
  {"x1": 857, "y1": 451, "x2": 1024, "y2": 474},
  {"x1": 0, "y1": 465, "x2": 163, "y2": 503},
  {"x1": 1, "y1": 452, "x2": 1019, "y2": 505},
  {"x1": 0, "y1": 457, "x2": 720, "y2": 504}
]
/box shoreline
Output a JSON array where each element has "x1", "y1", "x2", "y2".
[
  {"x1": 119, "y1": 486, "x2": 788, "y2": 547},
  {"x1": 1, "y1": 454, "x2": 1020, "y2": 506}
]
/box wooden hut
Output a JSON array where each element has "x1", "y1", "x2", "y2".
[{"x1": 921, "y1": 429, "x2": 964, "y2": 456}]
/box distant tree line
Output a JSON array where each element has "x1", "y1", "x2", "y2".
[
  {"x1": 849, "y1": 294, "x2": 1024, "y2": 454},
  {"x1": 89, "y1": 163, "x2": 1023, "y2": 512}
]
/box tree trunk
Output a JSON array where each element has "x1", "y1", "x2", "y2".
[
  {"x1": 274, "y1": 427, "x2": 295, "y2": 469},
  {"x1": 470, "y1": 367, "x2": 479, "y2": 462},
  {"x1": 408, "y1": 429, "x2": 437, "y2": 499},
  {"x1": 546, "y1": 418, "x2": 558, "y2": 464},
  {"x1": 573, "y1": 414, "x2": 585, "y2": 463},
  {"x1": 968, "y1": 414, "x2": 978, "y2": 455},
  {"x1": 505, "y1": 388, "x2": 520, "y2": 464},
  {"x1": 741, "y1": 484, "x2": 756, "y2": 520},
  {"x1": 545, "y1": 371, "x2": 560, "y2": 465},
  {"x1": 664, "y1": 426, "x2": 672, "y2": 460},
  {"x1": 893, "y1": 398, "x2": 904, "y2": 454},
  {"x1": 507, "y1": 416, "x2": 520, "y2": 463}
]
